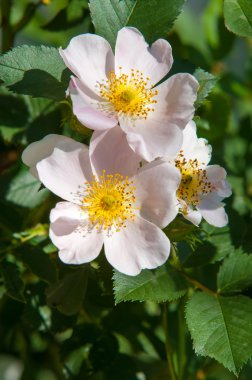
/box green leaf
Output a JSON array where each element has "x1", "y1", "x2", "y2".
[
  {"x1": 17, "y1": 245, "x2": 57, "y2": 284},
  {"x1": 217, "y1": 250, "x2": 252, "y2": 293},
  {"x1": 194, "y1": 68, "x2": 218, "y2": 108},
  {"x1": 0, "y1": 45, "x2": 70, "y2": 100},
  {"x1": 164, "y1": 216, "x2": 197, "y2": 244},
  {"x1": 0, "y1": 260, "x2": 25, "y2": 303},
  {"x1": 181, "y1": 224, "x2": 234, "y2": 268},
  {"x1": 202, "y1": 224, "x2": 234, "y2": 262},
  {"x1": 113, "y1": 264, "x2": 188, "y2": 304},
  {"x1": 186, "y1": 292, "x2": 252, "y2": 375},
  {"x1": 0, "y1": 89, "x2": 62, "y2": 144},
  {"x1": 0, "y1": 164, "x2": 49, "y2": 209},
  {"x1": 89, "y1": 0, "x2": 185, "y2": 47},
  {"x1": 0, "y1": 91, "x2": 29, "y2": 128},
  {"x1": 46, "y1": 267, "x2": 89, "y2": 315},
  {"x1": 196, "y1": 90, "x2": 231, "y2": 142},
  {"x1": 224, "y1": 0, "x2": 252, "y2": 38}
]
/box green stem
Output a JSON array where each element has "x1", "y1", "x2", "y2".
[
  {"x1": 180, "y1": 271, "x2": 216, "y2": 296},
  {"x1": 162, "y1": 303, "x2": 177, "y2": 380}
]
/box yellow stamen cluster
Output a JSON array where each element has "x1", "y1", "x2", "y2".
[
  {"x1": 99, "y1": 67, "x2": 158, "y2": 119},
  {"x1": 81, "y1": 170, "x2": 137, "y2": 232},
  {"x1": 175, "y1": 151, "x2": 213, "y2": 212}
]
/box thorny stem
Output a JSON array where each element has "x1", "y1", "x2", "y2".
[{"x1": 162, "y1": 303, "x2": 178, "y2": 380}]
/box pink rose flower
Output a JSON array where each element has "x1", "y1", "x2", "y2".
[
  {"x1": 170, "y1": 121, "x2": 232, "y2": 227},
  {"x1": 22, "y1": 127, "x2": 180, "y2": 275},
  {"x1": 60, "y1": 27, "x2": 199, "y2": 161}
]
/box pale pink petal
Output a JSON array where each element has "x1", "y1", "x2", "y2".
[
  {"x1": 115, "y1": 27, "x2": 173, "y2": 84},
  {"x1": 89, "y1": 126, "x2": 141, "y2": 178},
  {"x1": 59, "y1": 34, "x2": 114, "y2": 94},
  {"x1": 50, "y1": 201, "x2": 83, "y2": 223},
  {"x1": 154, "y1": 74, "x2": 199, "y2": 130},
  {"x1": 184, "y1": 208, "x2": 202, "y2": 226},
  {"x1": 198, "y1": 194, "x2": 228, "y2": 227},
  {"x1": 104, "y1": 215, "x2": 170, "y2": 275},
  {"x1": 36, "y1": 142, "x2": 93, "y2": 204},
  {"x1": 181, "y1": 121, "x2": 212, "y2": 165},
  {"x1": 199, "y1": 205, "x2": 228, "y2": 227},
  {"x1": 119, "y1": 73, "x2": 198, "y2": 161},
  {"x1": 22, "y1": 134, "x2": 71, "y2": 179},
  {"x1": 206, "y1": 165, "x2": 227, "y2": 183},
  {"x1": 121, "y1": 117, "x2": 183, "y2": 161},
  {"x1": 206, "y1": 165, "x2": 232, "y2": 198},
  {"x1": 69, "y1": 77, "x2": 118, "y2": 130},
  {"x1": 49, "y1": 202, "x2": 103, "y2": 264},
  {"x1": 217, "y1": 179, "x2": 232, "y2": 198},
  {"x1": 134, "y1": 160, "x2": 180, "y2": 228}
]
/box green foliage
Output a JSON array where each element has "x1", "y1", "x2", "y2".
[
  {"x1": 0, "y1": 259, "x2": 25, "y2": 302},
  {"x1": 224, "y1": 0, "x2": 252, "y2": 38},
  {"x1": 17, "y1": 245, "x2": 57, "y2": 284},
  {"x1": 218, "y1": 250, "x2": 252, "y2": 293},
  {"x1": 0, "y1": 46, "x2": 69, "y2": 100},
  {"x1": 180, "y1": 223, "x2": 234, "y2": 268},
  {"x1": 46, "y1": 266, "x2": 89, "y2": 315},
  {"x1": 43, "y1": 0, "x2": 89, "y2": 31},
  {"x1": 113, "y1": 264, "x2": 188, "y2": 303},
  {"x1": 89, "y1": 0, "x2": 185, "y2": 47},
  {"x1": 186, "y1": 292, "x2": 252, "y2": 375},
  {"x1": 0, "y1": 94, "x2": 62, "y2": 145},
  {"x1": 0, "y1": 164, "x2": 49, "y2": 208},
  {"x1": 194, "y1": 68, "x2": 218, "y2": 108}
]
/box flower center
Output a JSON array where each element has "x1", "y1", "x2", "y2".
[
  {"x1": 175, "y1": 151, "x2": 213, "y2": 212},
  {"x1": 98, "y1": 67, "x2": 158, "y2": 119},
  {"x1": 81, "y1": 170, "x2": 137, "y2": 232}
]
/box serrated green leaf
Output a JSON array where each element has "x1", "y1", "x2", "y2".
[
  {"x1": 0, "y1": 164, "x2": 49, "y2": 209},
  {"x1": 202, "y1": 224, "x2": 234, "y2": 262},
  {"x1": 113, "y1": 264, "x2": 188, "y2": 304},
  {"x1": 224, "y1": 0, "x2": 252, "y2": 38},
  {"x1": 186, "y1": 292, "x2": 252, "y2": 375},
  {"x1": 0, "y1": 260, "x2": 25, "y2": 303},
  {"x1": 0, "y1": 45, "x2": 70, "y2": 100},
  {"x1": 89, "y1": 0, "x2": 185, "y2": 47},
  {"x1": 194, "y1": 68, "x2": 218, "y2": 107},
  {"x1": 46, "y1": 267, "x2": 89, "y2": 315},
  {"x1": 218, "y1": 250, "x2": 252, "y2": 293}
]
